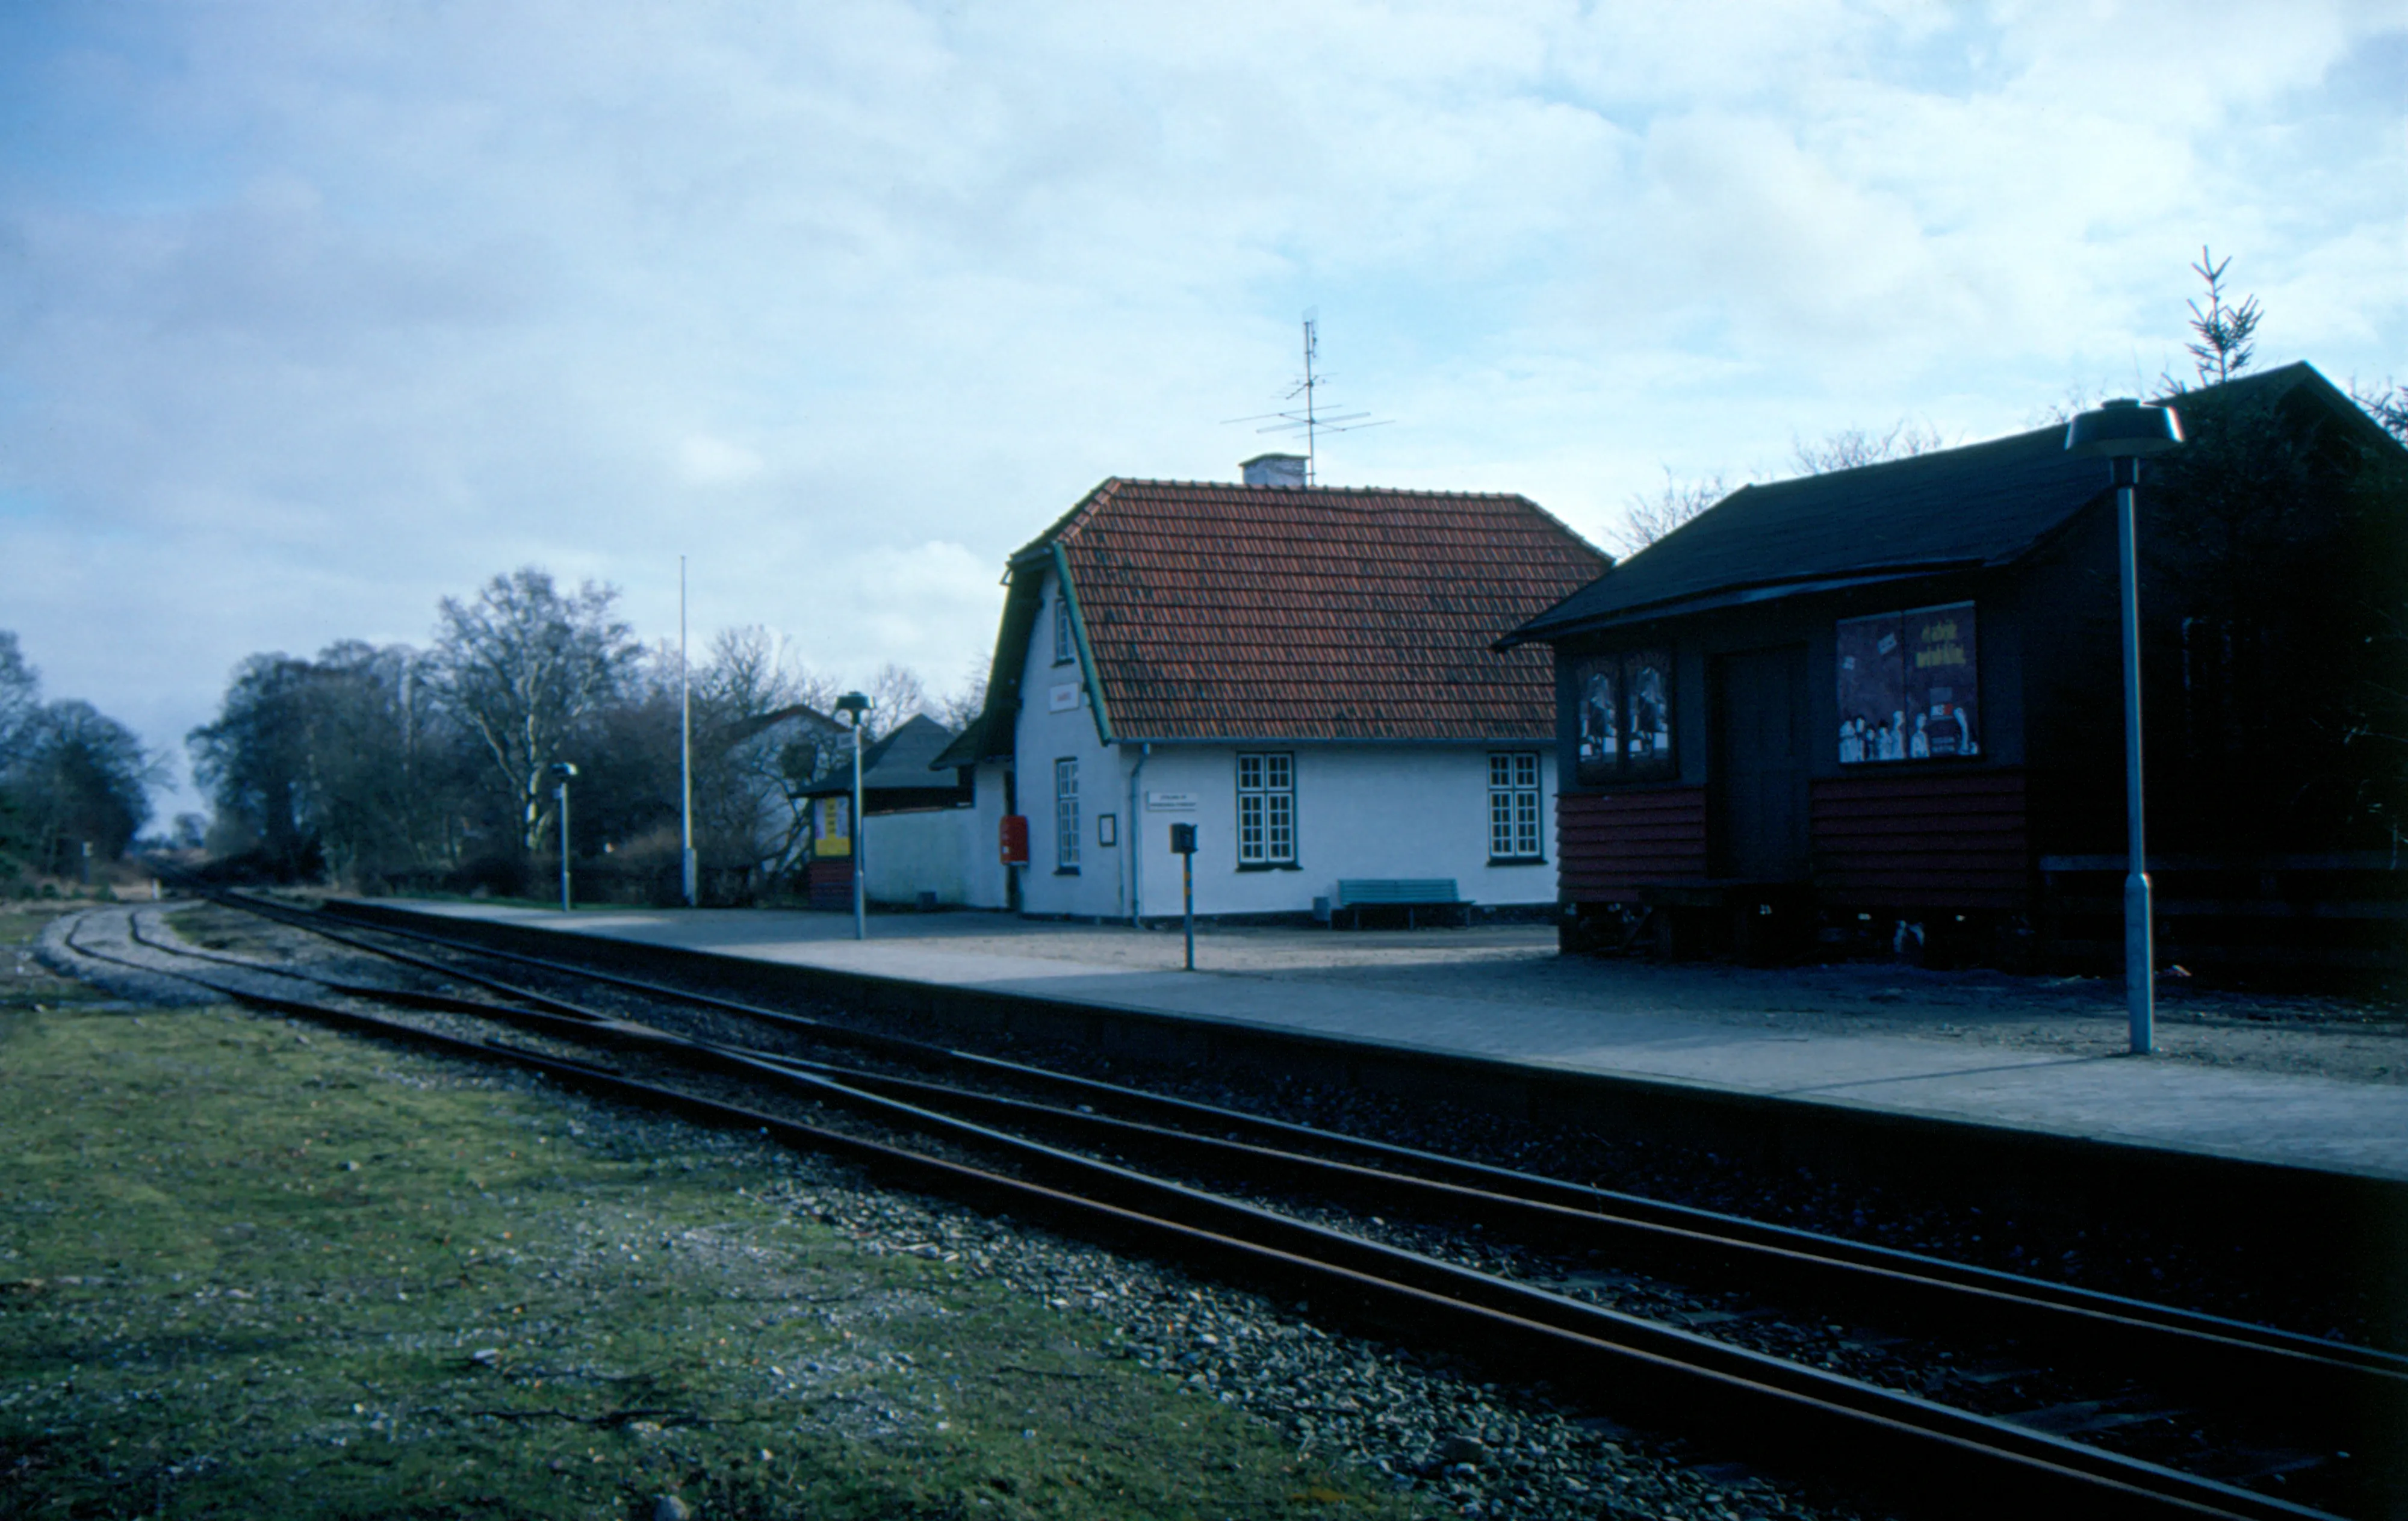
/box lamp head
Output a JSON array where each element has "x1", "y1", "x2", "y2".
[
  {"x1": 551, "y1": 761, "x2": 579, "y2": 779},
  {"x1": 2065, "y1": 398, "x2": 2184, "y2": 459},
  {"x1": 834, "y1": 691, "x2": 870, "y2": 726}
]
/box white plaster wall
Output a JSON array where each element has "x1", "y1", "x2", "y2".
[
  {"x1": 1124, "y1": 743, "x2": 1559, "y2": 919},
  {"x1": 959, "y1": 761, "x2": 1011, "y2": 909},
  {"x1": 863, "y1": 808, "x2": 979, "y2": 906},
  {"x1": 1014, "y1": 569, "x2": 1128, "y2": 919}
]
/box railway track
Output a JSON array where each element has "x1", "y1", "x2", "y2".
[{"x1": 58, "y1": 894, "x2": 2408, "y2": 1521}]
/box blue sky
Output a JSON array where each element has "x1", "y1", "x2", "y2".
[{"x1": 1, "y1": 0, "x2": 2401, "y2": 819}]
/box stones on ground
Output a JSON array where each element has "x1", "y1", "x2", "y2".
[{"x1": 90, "y1": 903, "x2": 1860, "y2": 1520}]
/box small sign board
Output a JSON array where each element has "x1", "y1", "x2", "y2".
[
  {"x1": 1048, "y1": 682, "x2": 1080, "y2": 712},
  {"x1": 1146, "y1": 791, "x2": 1199, "y2": 811}
]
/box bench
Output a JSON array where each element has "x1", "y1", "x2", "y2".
[{"x1": 1333, "y1": 878, "x2": 1468, "y2": 930}]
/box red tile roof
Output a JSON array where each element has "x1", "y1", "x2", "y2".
[{"x1": 1032, "y1": 479, "x2": 1608, "y2": 742}]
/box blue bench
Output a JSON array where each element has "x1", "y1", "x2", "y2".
[{"x1": 1334, "y1": 878, "x2": 1468, "y2": 930}]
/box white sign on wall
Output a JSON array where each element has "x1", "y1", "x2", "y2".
[
  {"x1": 1145, "y1": 791, "x2": 1199, "y2": 811},
  {"x1": 1048, "y1": 682, "x2": 1080, "y2": 712}
]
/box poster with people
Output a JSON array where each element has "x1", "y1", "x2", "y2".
[
  {"x1": 1836, "y1": 603, "x2": 1978, "y2": 763},
  {"x1": 1835, "y1": 613, "x2": 1904, "y2": 763},
  {"x1": 1624, "y1": 648, "x2": 1675, "y2": 779},
  {"x1": 1574, "y1": 649, "x2": 1676, "y2": 784},
  {"x1": 1575, "y1": 656, "x2": 1620, "y2": 785}
]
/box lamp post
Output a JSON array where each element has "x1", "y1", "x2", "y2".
[
  {"x1": 834, "y1": 692, "x2": 871, "y2": 941},
  {"x1": 2065, "y1": 398, "x2": 2184, "y2": 1055},
  {"x1": 680, "y1": 554, "x2": 697, "y2": 907},
  {"x1": 551, "y1": 761, "x2": 580, "y2": 913}
]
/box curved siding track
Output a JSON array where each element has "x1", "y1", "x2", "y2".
[{"x1": 48, "y1": 894, "x2": 2408, "y2": 1521}]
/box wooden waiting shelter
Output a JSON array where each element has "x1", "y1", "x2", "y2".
[{"x1": 1504, "y1": 364, "x2": 2407, "y2": 976}]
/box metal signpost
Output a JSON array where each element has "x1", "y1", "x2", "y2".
[
  {"x1": 2065, "y1": 398, "x2": 2184, "y2": 1055},
  {"x1": 1170, "y1": 823, "x2": 1197, "y2": 970},
  {"x1": 835, "y1": 692, "x2": 871, "y2": 941},
  {"x1": 552, "y1": 761, "x2": 579, "y2": 912}
]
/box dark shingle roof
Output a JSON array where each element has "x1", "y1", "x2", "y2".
[
  {"x1": 798, "y1": 713, "x2": 964, "y2": 796},
  {"x1": 1508, "y1": 363, "x2": 2346, "y2": 643},
  {"x1": 952, "y1": 479, "x2": 1605, "y2": 751}
]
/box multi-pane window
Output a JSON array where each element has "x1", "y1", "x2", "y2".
[
  {"x1": 1236, "y1": 752, "x2": 1296, "y2": 866},
  {"x1": 1054, "y1": 757, "x2": 1081, "y2": 870},
  {"x1": 1052, "y1": 588, "x2": 1075, "y2": 664},
  {"x1": 1488, "y1": 752, "x2": 1542, "y2": 861}
]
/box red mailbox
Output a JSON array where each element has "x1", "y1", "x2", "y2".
[{"x1": 998, "y1": 814, "x2": 1029, "y2": 865}]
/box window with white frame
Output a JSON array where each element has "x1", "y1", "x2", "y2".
[
  {"x1": 1236, "y1": 752, "x2": 1296, "y2": 866},
  {"x1": 1488, "y1": 752, "x2": 1542, "y2": 861},
  {"x1": 1054, "y1": 757, "x2": 1080, "y2": 871},
  {"x1": 1052, "y1": 587, "x2": 1075, "y2": 664}
]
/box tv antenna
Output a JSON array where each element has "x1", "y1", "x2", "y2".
[{"x1": 1222, "y1": 309, "x2": 1391, "y2": 485}]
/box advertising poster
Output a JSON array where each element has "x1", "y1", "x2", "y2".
[
  {"x1": 1835, "y1": 612, "x2": 1905, "y2": 763},
  {"x1": 1624, "y1": 649, "x2": 1676, "y2": 779},
  {"x1": 1904, "y1": 601, "x2": 1979, "y2": 758},
  {"x1": 1835, "y1": 603, "x2": 1978, "y2": 762},
  {"x1": 1575, "y1": 655, "x2": 1620, "y2": 785}
]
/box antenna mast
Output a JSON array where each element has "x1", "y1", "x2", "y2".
[
  {"x1": 1221, "y1": 308, "x2": 1389, "y2": 485},
  {"x1": 1298, "y1": 312, "x2": 1321, "y2": 485}
]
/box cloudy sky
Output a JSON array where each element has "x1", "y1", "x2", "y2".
[{"x1": 2, "y1": 0, "x2": 2401, "y2": 819}]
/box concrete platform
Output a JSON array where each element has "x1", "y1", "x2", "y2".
[{"x1": 350, "y1": 900, "x2": 2408, "y2": 1185}]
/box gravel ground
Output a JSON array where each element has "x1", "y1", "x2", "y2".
[{"x1": 49, "y1": 903, "x2": 1876, "y2": 1521}]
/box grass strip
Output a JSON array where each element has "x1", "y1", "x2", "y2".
[{"x1": 0, "y1": 907, "x2": 1417, "y2": 1519}]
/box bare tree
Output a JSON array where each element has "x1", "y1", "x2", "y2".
[
  {"x1": 0, "y1": 632, "x2": 39, "y2": 764},
  {"x1": 1612, "y1": 469, "x2": 1730, "y2": 556},
  {"x1": 433, "y1": 568, "x2": 638, "y2": 853},
  {"x1": 937, "y1": 657, "x2": 989, "y2": 733},
  {"x1": 2185, "y1": 245, "x2": 2262, "y2": 388},
  {"x1": 2349, "y1": 377, "x2": 2408, "y2": 447},
  {"x1": 863, "y1": 662, "x2": 928, "y2": 741},
  {"x1": 697, "y1": 625, "x2": 837, "y2": 722},
  {"x1": 1791, "y1": 418, "x2": 1946, "y2": 476}
]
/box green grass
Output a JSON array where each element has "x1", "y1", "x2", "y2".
[{"x1": 0, "y1": 908, "x2": 1417, "y2": 1519}]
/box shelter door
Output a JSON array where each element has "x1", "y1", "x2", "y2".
[{"x1": 1711, "y1": 645, "x2": 1809, "y2": 881}]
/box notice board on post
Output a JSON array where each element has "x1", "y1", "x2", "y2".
[{"x1": 1835, "y1": 601, "x2": 1978, "y2": 764}]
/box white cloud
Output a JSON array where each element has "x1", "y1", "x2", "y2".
[{"x1": 0, "y1": 0, "x2": 2398, "y2": 815}]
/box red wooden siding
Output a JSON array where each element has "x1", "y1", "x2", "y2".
[
  {"x1": 1558, "y1": 789, "x2": 1709, "y2": 900},
  {"x1": 1811, "y1": 769, "x2": 2031, "y2": 911},
  {"x1": 807, "y1": 859, "x2": 854, "y2": 911}
]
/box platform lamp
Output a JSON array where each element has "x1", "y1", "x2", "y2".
[
  {"x1": 551, "y1": 761, "x2": 580, "y2": 914},
  {"x1": 2065, "y1": 398, "x2": 2184, "y2": 1055},
  {"x1": 834, "y1": 692, "x2": 872, "y2": 941}
]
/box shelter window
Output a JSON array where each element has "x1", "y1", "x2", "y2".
[
  {"x1": 1054, "y1": 757, "x2": 1080, "y2": 872},
  {"x1": 1574, "y1": 648, "x2": 1677, "y2": 786},
  {"x1": 1052, "y1": 589, "x2": 1075, "y2": 665},
  {"x1": 1488, "y1": 752, "x2": 1543, "y2": 861},
  {"x1": 1236, "y1": 753, "x2": 1296, "y2": 867}
]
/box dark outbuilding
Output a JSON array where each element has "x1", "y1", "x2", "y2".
[{"x1": 1505, "y1": 363, "x2": 2407, "y2": 974}]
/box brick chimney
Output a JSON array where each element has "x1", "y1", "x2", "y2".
[{"x1": 1241, "y1": 453, "x2": 1308, "y2": 488}]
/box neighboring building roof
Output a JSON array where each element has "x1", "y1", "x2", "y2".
[
  {"x1": 1506, "y1": 363, "x2": 2377, "y2": 644},
  {"x1": 939, "y1": 477, "x2": 1607, "y2": 761},
  {"x1": 801, "y1": 713, "x2": 966, "y2": 798}
]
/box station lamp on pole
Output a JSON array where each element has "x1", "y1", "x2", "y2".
[
  {"x1": 551, "y1": 761, "x2": 580, "y2": 914},
  {"x1": 2064, "y1": 398, "x2": 2184, "y2": 1055},
  {"x1": 834, "y1": 692, "x2": 872, "y2": 941}
]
